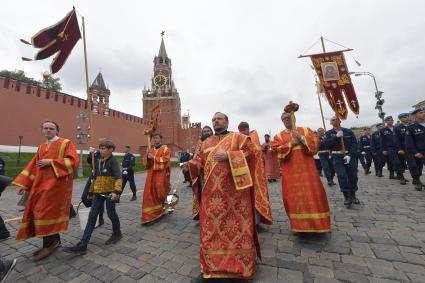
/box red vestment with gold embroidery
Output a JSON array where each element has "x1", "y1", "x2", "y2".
[
  {"x1": 249, "y1": 130, "x2": 272, "y2": 225},
  {"x1": 141, "y1": 145, "x2": 170, "y2": 224},
  {"x1": 189, "y1": 132, "x2": 259, "y2": 279},
  {"x1": 272, "y1": 127, "x2": 331, "y2": 232}
]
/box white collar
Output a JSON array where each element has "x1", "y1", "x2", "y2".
[{"x1": 47, "y1": 136, "x2": 59, "y2": 144}]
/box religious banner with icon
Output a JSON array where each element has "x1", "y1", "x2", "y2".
[{"x1": 310, "y1": 51, "x2": 359, "y2": 120}]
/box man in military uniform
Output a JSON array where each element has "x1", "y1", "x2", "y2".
[
  {"x1": 317, "y1": 128, "x2": 336, "y2": 186},
  {"x1": 371, "y1": 123, "x2": 385, "y2": 177},
  {"x1": 358, "y1": 127, "x2": 373, "y2": 175},
  {"x1": 122, "y1": 145, "x2": 137, "y2": 201},
  {"x1": 380, "y1": 116, "x2": 407, "y2": 185},
  {"x1": 406, "y1": 107, "x2": 425, "y2": 191},
  {"x1": 396, "y1": 113, "x2": 420, "y2": 189},
  {"x1": 322, "y1": 116, "x2": 358, "y2": 208},
  {"x1": 394, "y1": 113, "x2": 410, "y2": 170}
]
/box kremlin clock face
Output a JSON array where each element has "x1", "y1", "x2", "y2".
[{"x1": 154, "y1": 75, "x2": 167, "y2": 87}]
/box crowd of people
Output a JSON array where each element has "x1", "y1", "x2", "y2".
[
  {"x1": 314, "y1": 108, "x2": 425, "y2": 196},
  {"x1": 0, "y1": 104, "x2": 424, "y2": 282}
]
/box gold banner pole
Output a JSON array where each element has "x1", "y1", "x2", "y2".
[{"x1": 320, "y1": 36, "x2": 345, "y2": 153}]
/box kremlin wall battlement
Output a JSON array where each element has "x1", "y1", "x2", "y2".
[{"x1": 0, "y1": 76, "x2": 201, "y2": 156}]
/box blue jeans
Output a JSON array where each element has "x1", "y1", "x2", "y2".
[
  {"x1": 80, "y1": 194, "x2": 120, "y2": 247},
  {"x1": 81, "y1": 176, "x2": 105, "y2": 218},
  {"x1": 331, "y1": 154, "x2": 358, "y2": 193}
]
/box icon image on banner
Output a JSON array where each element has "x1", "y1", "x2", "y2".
[{"x1": 321, "y1": 62, "x2": 340, "y2": 81}]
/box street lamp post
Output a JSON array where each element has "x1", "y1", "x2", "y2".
[
  {"x1": 76, "y1": 113, "x2": 89, "y2": 177},
  {"x1": 349, "y1": 71, "x2": 385, "y2": 123},
  {"x1": 17, "y1": 135, "x2": 23, "y2": 165}
]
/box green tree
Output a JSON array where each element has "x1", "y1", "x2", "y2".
[
  {"x1": 0, "y1": 69, "x2": 40, "y2": 86},
  {"x1": 42, "y1": 74, "x2": 62, "y2": 92},
  {"x1": 0, "y1": 69, "x2": 62, "y2": 91}
]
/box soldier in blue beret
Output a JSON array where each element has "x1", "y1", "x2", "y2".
[
  {"x1": 380, "y1": 116, "x2": 407, "y2": 185},
  {"x1": 358, "y1": 127, "x2": 373, "y2": 175},
  {"x1": 405, "y1": 107, "x2": 425, "y2": 190},
  {"x1": 322, "y1": 116, "x2": 358, "y2": 208},
  {"x1": 395, "y1": 113, "x2": 421, "y2": 190},
  {"x1": 370, "y1": 123, "x2": 386, "y2": 177},
  {"x1": 316, "y1": 128, "x2": 336, "y2": 186}
]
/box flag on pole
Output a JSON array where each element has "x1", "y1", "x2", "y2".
[
  {"x1": 310, "y1": 51, "x2": 359, "y2": 120},
  {"x1": 21, "y1": 8, "x2": 81, "y2": 74}
]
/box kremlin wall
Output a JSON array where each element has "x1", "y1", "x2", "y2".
[{"x1": 0, "y1": 38, "x2": 201, "y2": 157}]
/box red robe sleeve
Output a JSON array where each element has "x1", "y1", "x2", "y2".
[
  {"x1": 50, "y1": 139, "x2": 79, "y2": 178},
  {"x1": 272, "y1": 131, "x2": 292, "y2": 160},
  {"x1": 12, "y1": 152, "x2": 38, "y2": 189},
  {"x1": 299, "y1": 127, "x2": 320, "y2": 156},
  {"x1": 144, "y1": 146, "x2": 171, "y2": 171}
]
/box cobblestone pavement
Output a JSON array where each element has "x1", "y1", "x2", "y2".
[{"x1": 1, "y1": 168, "x2": 425, "y2": 283}]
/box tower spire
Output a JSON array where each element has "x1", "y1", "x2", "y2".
[{"x1": 158, "y1": 31, "x2": 168, "y2": 59}]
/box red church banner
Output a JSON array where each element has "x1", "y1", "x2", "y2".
[
  {"x1": 310, "y1": 51, "x2": 359, "y2": 120},
  {"x1": 21, "y1": 8, "x2": 81, "y2": 74}
]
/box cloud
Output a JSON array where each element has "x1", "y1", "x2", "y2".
[{"x1": 1, "y1": 0, "x2": 425, "y2": 139}]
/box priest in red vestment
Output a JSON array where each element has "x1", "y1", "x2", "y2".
[
  {"x1": 262, "y1": 134, "x2": 280, "y2": 182},
  {"x1": 141, "y1": 133, "x2": 171, "y2": 224},
  {"x1": 189, "y1": 125, "x2": 213, "y2": 220},
  {"x1": 187, "y1": 112, "x2": 260, "y2": 280},
  {"x1": 13, "y1": 121, "x2": 79, "y2": 261},
  {"x1": 238, "y1": 122, "x2": 273, "y2": 225},
  {"x1": 272, "y1": 105, "x2": 331, "y2": 233}
]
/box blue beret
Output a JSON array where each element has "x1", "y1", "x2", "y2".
[
  {"x1": 398, "y1": 113, "x2": 409, "y2": 119},
  {"x1": 376, "y1": 123, "x2": 384, "y2": 127},
  {"x1": 411, "y1": 106, "x2": 425, "y2": 115},
  {"x1": 384, "y1": 116, "x2": 393, "y2": 121}
]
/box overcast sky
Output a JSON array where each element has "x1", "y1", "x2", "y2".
[{"x1": 1, "y1": 1, "x2": 424, "y2": 138}]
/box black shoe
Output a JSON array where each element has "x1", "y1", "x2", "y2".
[
  {"x1": 105, "y1": 232, "x2": 122, "y2": 245},
  {"x1": 63, "y1": 243, "x2": 87, "y2": 255},
  {"x1": 98, "y1": 218, "x2": 105, "y2": 227},
  {"x1": 400, "y1": 177, "x2": 407, "y2": 185},
  {"x1": 0, "y1": 258, "x2": 17, "y2": 283},
  {"x1": 414, "y1": 178, "x2": 423, "y2": 191},
  {"x1": 377, "y1": 170, "x2": 383, "y2": 177},
  {"x1": 389, "y1": 172, "x2": 396, "y2": 179},
  {"x1": 0, "y1": 228, "x2": 10, "y2": 241},
  {"x1": 130, "y1": 195, "x2": 137, "y2": 201},
  {"x1": 343, "y1": 192, "x2": 353, "y2": 208},
  {"x1": 69, "y1": 206, "x2": 77, "y2": 219},
  {"x1": 190, "y1": 274, "x2": 205, "y2": 283},
  {"x1": 352, "y1": 192, "x2": 360, "y2": 205},
  {"x1": 327, "y1": 178, "x2": 335, "y2": 186}
]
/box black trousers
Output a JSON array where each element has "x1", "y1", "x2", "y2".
[
  {"x1": 122, "y1": 171, "x2": 137, "y2": 196},
  {"x1": 43, "y1": 234, "x2": 60, "y2": 248},
  {"x1": 0, "y1": 214, "x2": 9, "y2": 236}
]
